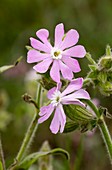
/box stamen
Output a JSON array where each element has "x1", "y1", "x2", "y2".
[
  {"x1": 54, "y1": 51, "x2": 60, "y2": 57},
  {"x1": 51, "y1": 48, "x2": 62, "y2": 60},
  {"x1": 51, "y1": 91, "x2": 62, "y2": 106}
]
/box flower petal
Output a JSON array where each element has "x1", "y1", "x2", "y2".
[
  {"x1": 60, "y1": 29, "x2": 79, "y2": 50},
  {"x1": 62, "y1": 56, "x2": 81, "y2": 73},
  {"x1": 30, "y1": 37, "x2": 50, "y2": 53},
  {"x1": 63, "y1": 45, "x2": 86, "y2": 58},
  {"x1": 62, "y1": 89, "x2": 90, "y2": 101},
  {"x1": 47, "y1": 87, "x2": 57, "y2": 99},
  {"x1": 59, "y1": 60, "x2": 73, "y2": 80},
  {"x1": 50, "y1": 108, "x2": 60, "y2": 134},
  {"x1": 33, "y1": 58, "x2": 52, "y2": 73},
  {"x1": 50, "y1": 104, "x2": 66, "y2": 134},
  {"x1": 38, "y1": 104, "x2": 54, "y2": 123},
  {"x1": 62, "y1": 78, "x2": 83, "y2": 96},
  {"x1": 36, "y1": 29, "x2": 52, "y2": 49},
  {"x1": 50, "y1": 60, "x2": 60, "y2": 83},
  {"x1": 58, "y1": 104, "x2": 66, "y2": 133},
  {"x1": 36, "y1": 29, "x2": 49, "y2": 41},
  {"x1": 62, "y1": 98, "x2": 85, "y2": 107},
  {"x1": 27, "y1": 49, "x2": 50, "y2": 63},
  {"x1": 71, "y1": 89, "x2": 90, "y2": 99},
  {"x1": 54, "y1": 23, "x2": 64, "y2": 48}
]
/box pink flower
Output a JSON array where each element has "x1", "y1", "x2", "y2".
[
  {"x1": 38, "y1": 78, "x2": 90, "y2": 134},
  {"x1": 27, "y1": 23, "x2": 86, "y2": 83}
]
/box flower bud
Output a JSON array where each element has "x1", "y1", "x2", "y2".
[
  {"x1": 86, "y1": 45, "x2": 112, "y2": 96},
  {"x1": 38, "y1": 141, "x2": 53, "y2": 170},
  {"x1": 39, "y1": 74, "x2": 56, "y2": 90},
  {"x1": 98, "y1": 45, "x2": 112, "y2": 71},
  {"x1": 98, "y1": 55, "x2": 112, "y2": 71}
]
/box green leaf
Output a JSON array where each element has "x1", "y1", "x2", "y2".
[
  {"x1": 0, "y1": 161, "x2": 3, "y2": 170},
  {"x1": 0, "y1": 65, "x2": 14, "y2": 73},
  {"x1": 16, "y1": 148, "x2": 70, "y2": 170},
  {"x1": 0, "y1": 56, "x2": 23, "y2": 73},
  {"x1": 85, "y1": 53, "x2": 96, "y2": 64},
  {"x1": 64, "y1": 121, "x2": 79, "y2": 133}
]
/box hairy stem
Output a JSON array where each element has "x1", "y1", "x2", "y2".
[
  {"x1": 0, "y1": 137, "x2": 6, "y2": 170},
  {"x1": 16, "y1": 113, "x2": 39, "y2": 161},
  {"x1": 16, "y1": 84, "x2": 42, "y2": 161},
  {"x1": 99, "y1": 118, "x2": 112, "y2": 162},
  {"x1": 85, "y1": 100, "x2": 112, "y2": 163}
]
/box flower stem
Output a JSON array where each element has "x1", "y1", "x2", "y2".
[
  {"x1": 16, "y1": 84, "x2": 42, "y2": 161},
  {"x1": 85, "y1": 100, "x2": 112, "y2": 163},
  {"x1": 16, "y1": 113, "x2": 39, "y2": 161},
  {"x1": 0, "y1": 137, "x2": 6, "y2": 170},
  {"x1": 74, "y1": 135, "x2": 84, "y2": 170},
  {"x1": 36, "y1": 83, "x2": 41, "y2": 107},
  {"x1": 99, "y1": 119, "x2": 112, "y2": 162}
]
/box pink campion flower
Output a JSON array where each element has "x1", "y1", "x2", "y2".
[
  {"x1": 38, "y1": 78, "x2": 90, "y2": 134},
  {"x1": 27, "y1": 23, "x2": 86, "y2": 83}
]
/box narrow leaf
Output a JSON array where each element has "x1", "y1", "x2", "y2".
[
  {"x1": 0, "y1": 56, "x2": 23, "y2": 73},
  {"x1": 0, "y1": 65, "x2": 14, "y2": 73},
  {"x1": 17, "y1": 148, "x2": 69, "y2": 169}
]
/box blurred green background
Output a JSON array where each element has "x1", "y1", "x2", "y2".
[{"x1": 0, "y1": 0, "x2": 112, "y2": 169}]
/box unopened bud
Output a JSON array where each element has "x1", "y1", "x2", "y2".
[
  {"x1": 38, "y1": 141, "x2": 53, "y2": 170},
  {"x1": 22, "y1": 93, "x2": 38, "y2": 109},
  {"x1": 98, "y1": 55, "x2": 112, "y2": 71}
]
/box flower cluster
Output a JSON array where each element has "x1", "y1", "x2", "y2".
[{"x1": 27, "y1": 23, "x2": 90, "y2": 134}]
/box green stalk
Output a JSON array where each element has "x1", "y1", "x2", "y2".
[
  {"x1": 74, "y1": 136, "x2": 84, "y2": 170},
  {"x1": 16, "y1": 113, "x2": 39, "y2": 161},
  {"x1": 85, "y1": 100, "x2": 112, "y2": 163},
  {"x1": 0, "y1": 137, "x2": 6, "y2": 170},
  {"x1": 16, "y1": 84, "x2": 42, "y2": 161},
  {"x1": 99, "y1": 119, "x2": 112, "y2": 162}
]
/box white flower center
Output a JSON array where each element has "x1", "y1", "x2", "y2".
[
  {"x1": 51, "y1": 90, "x2": 62, "y2": 106},
  {"x1": 51, "y1": 47, "x2": 62, "y2": 60}
]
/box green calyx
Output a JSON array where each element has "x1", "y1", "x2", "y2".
[{"x1": 63, "y1": 104, "x2": 97, "y2": 133}]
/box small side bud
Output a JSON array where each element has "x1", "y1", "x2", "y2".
[
  {"x1": 22, "y1": 93, "x2": 38, "y2": 109},
  {"x1": 98, "y1": 45, "x2": 112, "y2": 71}
]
